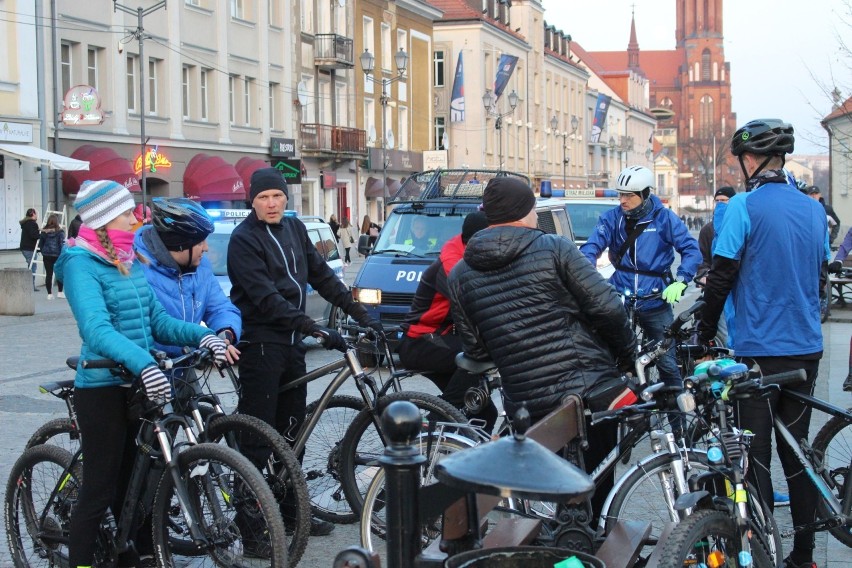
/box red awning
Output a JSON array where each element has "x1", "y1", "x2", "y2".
[
  {"x1": 235, "y1": 157, "x2": 269, "y2": 195},
  {"x1": 62, "y1": 145, "x2": 141, "y2": 195},
  {"x1": 183, "y1": 154, "x2": 246, "y2": 201}
]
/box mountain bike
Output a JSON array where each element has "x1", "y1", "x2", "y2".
[{"x1": 5, "y1": 360, "x2": 287, "y2": 567}]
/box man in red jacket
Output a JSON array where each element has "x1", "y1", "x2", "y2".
[{"x1": 397, "y1": 211, "x2": 491, "y2": 422}]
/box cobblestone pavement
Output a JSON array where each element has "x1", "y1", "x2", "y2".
[{"x1": 1, "y1": 265, "x2": 848, "y2": 566}]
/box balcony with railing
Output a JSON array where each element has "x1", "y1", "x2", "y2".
[
  {"x1": 300, "y1": 123, "x2": 367, "y2": 158},
  {"x1": 314, "y1": 34, "x2": 354, "y2": 69}
]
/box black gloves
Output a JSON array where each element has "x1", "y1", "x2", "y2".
[
  {"x1": 308, "y1": 325, "x2": 347, "y2": 352},
  {"x1": 347, "y1": 302, "x2": 384, "y2": 337},
  {"x1": 829, "y1": 260, "x2": 843, "y2": 274},
  {"x1": 360, "y1": 318, "x2": 384, "y2": 338}
]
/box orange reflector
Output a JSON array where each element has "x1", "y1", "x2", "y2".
[{"x1": 707, "y1": 550, "x2": 726, "y2": 568}]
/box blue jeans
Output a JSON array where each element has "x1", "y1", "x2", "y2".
[
  {"x1": 637, "y1": 304, "x2": 682, "y2": 386},
  {"x1": 21, "y1": 250, "x2": 36, "y2": 289}
]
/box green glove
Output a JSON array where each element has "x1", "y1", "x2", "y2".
[{"x1": 662, "y1": 281, "x2": 688, "y2": 304}]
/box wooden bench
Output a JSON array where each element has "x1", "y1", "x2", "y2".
[{"x1": 415, "y1": 396, "x2": 652, "y2": 568}]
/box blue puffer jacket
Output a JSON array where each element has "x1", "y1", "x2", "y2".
[
  {"x1": 580, "y1": 194, "x2": 702, "y2": 312},
  {"x1": 134, "y1": 225, "x2": 241, "y2": 356},
  {"x1": 55, "y1": 245, "x2": 214, "y2": 389}
]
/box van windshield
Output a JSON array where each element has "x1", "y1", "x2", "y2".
[{"x1": 372, "y1": 212, "x2": 466, "y2": 257}]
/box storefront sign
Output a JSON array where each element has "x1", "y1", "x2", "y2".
[
  {"x1": 423, "y1": 150, "x2": 448, "y2": 171},
  {"x1": 270, "y1": 137, "x2": 296, "y2": 158},
  {"x1": 321, "y1": 171, "x2": 337, "y2": 189},
  {"x1": 0, "y1": 121, "x2": 33, "y2": 143},
  {"x1": 134, "y1": 148, "x2": 173, "y2": 175},
  {"x1": 271, "y1": 158, "x2": 303, "y2": 184},
  {"x1": 367, "y1": 148, "x2": 424, "y2": 172},
  {"x1": 61, "y1": 85, "x2": 105, "y2": 126}
]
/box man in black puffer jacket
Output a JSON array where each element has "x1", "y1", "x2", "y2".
[{"x1": 448, "y1": 176, "x2": 637, "y2": 517}]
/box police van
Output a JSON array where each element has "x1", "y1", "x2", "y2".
[
  {"x1": 351, "y1": 169, "x2": 575, "y2": 342},
  {"x1": 205, "y1": 208, "x2": 346, "y2": 327},
  {"x1": 556, "y1": 189, "x2": 621, "y2": 278}
]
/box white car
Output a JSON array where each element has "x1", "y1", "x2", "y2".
[
  {"x1": 561, "y1": 197, "x2": 621, "y2": 279},
  {"x1": 206, "y1": 210, "x2": 346, "y2": 328}
]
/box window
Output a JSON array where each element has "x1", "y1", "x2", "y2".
[
  {"x1": 699, "y1": 95, "x2": 714, "y2": 134},
  {"x1": 182, "y1": 66, "x2": 191, "y2": 119},
  {"x1": 399, "y1": 107, "x2": 408, "y2": 151},
  {"x1": 434, "y1": 116, "x2": 446, "y2": 150},
  {"x1": 335, "y1": 83, "x2": 348, "y2": 126},
  {"x1": 60, "y1": 43, "x2": 72, "y2": 95},
  {"x1": 381, "y1": 24, "x2": 391, "y2": 70},
  {"x1": 244, "y1": 77, "x2": 252, "y2": 126},
  {"x1": 301, "y1": 0, "x2": 313, "y2": 33},
  {"x1": 364, "y1": 98, "x2": 375, "y2": 145},
  {"x1": 148, "y1": 58, "x2": 159, "y2": 114},
  {"x1": 701, "y1": 49, "x2": 711, "y2": 81},
  {"x1": 228, "y1": 75, "x2": 236, "y2": 124},
  {"x1": 200, "y1": 69, "x2": 209, "y2": 121},
  {"x1": 433, "y1": 50, "x2": 445, "y2": 88},
  {"x1": 269, "y1": 82, "x2": 278, "y2": 130},
  {"x1": 301, "y1": 75, "x2": 314, "y2": 124},
  {"x1": 126, "y1": 55, "x2": 137, "y2": 112},
  {"x1": 185, "y1": 0, "x2": 201, "y2": 6},
  {"x1": 230, "y1": 0, "x2": 243, "y2": 19},
  {"x1": 87, "y1": 47, "x2": 100, "y2": 90},
  {"x1": 363, "y1": 17, "x2": 374, "y2": 95}
]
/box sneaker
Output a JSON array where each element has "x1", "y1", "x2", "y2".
[
  {"x1": 47, "y1": 294, "x2": 53, "y2": 300},
  {"x1": 844, "y1": 373, "x2": 852, "y2": 392},
  {"x1": 774, "y1": 491, "x2": 790, "y2": 506},
  {"x1": 309, "y1": 516, "x2": 335, "y2": 536},
  {"x1": 57, "y1": 291, "x2": 65, "y2": 299},
  {"x1": 782, "y1": 556, "x2": 816, "y2": 568},
  {"x1": 138, "y1": 556, "x2": 157, "y2": 568}
]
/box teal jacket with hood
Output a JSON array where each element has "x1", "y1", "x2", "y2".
[{"x1": 55, "y1": 245, "x2": 214, "y2": 388}]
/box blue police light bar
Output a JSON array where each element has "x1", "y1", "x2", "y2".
[{"x1": 596, "y1": 189, "x2": 619, "y2": 198}]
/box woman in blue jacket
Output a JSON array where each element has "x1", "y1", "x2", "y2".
[{"x1": 55, "y1": 180, "x2": 228, "y2": 568}]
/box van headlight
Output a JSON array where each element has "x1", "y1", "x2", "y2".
[{"x1": 354, "y1": 288, "x2": 381, "y2": 305}]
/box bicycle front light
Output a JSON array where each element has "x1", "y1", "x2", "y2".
[{"x1": 353, "y1": 288, "x2": 381, "y2": 305}]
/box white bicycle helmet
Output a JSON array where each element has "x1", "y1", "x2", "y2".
[{"x1": 614, "y1": 165, "x2": 655, "y2": 194}]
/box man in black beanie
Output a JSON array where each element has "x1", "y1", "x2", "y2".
[
  {"x1": 226, "y1": 166, "x2": 383, "y2": 539},
  {"x1": 448, "y1": 176, "x2": 637, "y2": 521}
]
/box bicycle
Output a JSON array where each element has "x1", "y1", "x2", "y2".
[
  {"x1": 23, "y1": 348, "x2": 313, "y2": 566},
  {"x1": 5, "y1": 356, "x2": 288, "y2": 567}
]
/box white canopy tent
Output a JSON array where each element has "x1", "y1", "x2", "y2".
[{"x1": 0, "y1": 143, "x2": 89, "y2": 171}]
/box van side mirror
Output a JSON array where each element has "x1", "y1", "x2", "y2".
[{"x1": 357, "y1": 234, "x2": 373, "y2": 256}]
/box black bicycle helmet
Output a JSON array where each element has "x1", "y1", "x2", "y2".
[
  {"x1": 151, "y1": 197, "x2": 214, "y2": 251},
  {"x1": 730, "y1": 119, "x2": 794, "y2": 157}
]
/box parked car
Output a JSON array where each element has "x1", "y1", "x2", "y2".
[{"x1": 206, "y1": 209, "x2": 345, "y2": 328}]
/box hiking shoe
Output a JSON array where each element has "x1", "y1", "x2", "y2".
[
  {"x1": 309, "y1": 516, "x2": 335, "y2": 536},
  {"x1": 774, "y1": 491, "x2": 790, "y2": 506},
  {"x1": 844, "y1": 373, "x2": 852, "y2": 392}
]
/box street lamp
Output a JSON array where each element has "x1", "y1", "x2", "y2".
[
  {"x1": 113, "y1": 0, "x2": 166, "y2": 211},
  {"x1": 482, "y1": 88, "x2": 519, "y2": 170},
  {"x1": 550, "y1": 115, "x2": 579, "y2": 190},
  {"x1": 360, "y1": 47, "x2": 408, "y2": 210}
]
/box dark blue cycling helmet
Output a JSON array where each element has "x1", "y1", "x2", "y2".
[
  {"x1": 730, "y1": 119, "x2": 794, "y2": 157},
  {"x1": 151, "y1": 197, "x2": 214, "y2": 251}
]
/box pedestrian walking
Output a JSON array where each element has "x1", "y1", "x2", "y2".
[
  {"x1": 39, "y1": 214, "x2": 66, "y2": 299},
  {"x1": 19, "y1": 208, "x2": 39, "y2": 290},
  {"x1": 338, "y1": 217, "x2": 355, "y2": 265}
]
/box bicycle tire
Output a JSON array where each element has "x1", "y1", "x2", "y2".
[
  {"x1": 360, "y1": 435, "x2": 472, "y2": 554},
  {"x1": 5, "y1": 444, "x2": 77, "y2": 568},
  {"x1": 24, "y1": 417, "x2": 80, "y2": 456},
  {"x1": 302, "y1": 394, "x2": 366, "y2": 523},
  {"x1": 205, "y1": 413, "x2": 311, "y2": 566},
  {"x1": 339, "y1": 391, "x2": 466, "y2": 516},
  {"x1": 811, "y1": 410, "x2": 852, "y2": 547},
  {"x1": 655, "y1": 509, "x2": 774, "y2": 568},
  {"x1": 151, "y1": 442, "x2": 288, "y2": 567},
  {"x1": 603, "y1": 450, "x2": 782, "y2": 564}
]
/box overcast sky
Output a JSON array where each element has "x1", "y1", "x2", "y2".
[{"x1": 540, "y1": 0, "x2": 847, "y2": 155}]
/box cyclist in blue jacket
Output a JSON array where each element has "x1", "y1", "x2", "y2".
[
  {"x1": 581, "y1": 165, "x2": 701, "y2": 387},
  {"x1": 697, "y1": 119, "x2": 826, "y2": 568}
]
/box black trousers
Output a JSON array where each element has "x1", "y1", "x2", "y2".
[
  {"x1": 237, "y1": 341, "x2": 308, "y2": 467},
  {"x1": 735, "y1": 355, "x2": 820, "y2": 555},
  {"x1": 69, "y1": 386, "x2": 139, "y2": 567},
  {"x1": 42, "y1": 254, "x2": 63, "y2": 294}
]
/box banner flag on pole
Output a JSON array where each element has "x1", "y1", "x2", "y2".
[
  {"x1": 589, "y1": 93, "x2": 612, "y2": 144},
  {"x1": 450, "y1": 52, "x2": 465, "y2": 122},
  {"x1": 493, "y1": 54, "x2": 519, "y2": 99}
]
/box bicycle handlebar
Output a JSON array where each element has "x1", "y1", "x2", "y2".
[{"x1": 757, "y1": 369, "x2": 807, "y2": 388}]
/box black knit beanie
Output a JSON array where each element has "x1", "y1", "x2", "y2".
[
  {"x1": 482, "y1": 177, "x2": 536, "y2": 225},
  {"x1": 714, "y1": 186, "x2": 736, "y2": 199},
  {"x1": 461, "y1": 211, "x2": 490, "y2": 244},
  {"x1": 250, "y1": 167, "x2": 289, "y2": 201}
]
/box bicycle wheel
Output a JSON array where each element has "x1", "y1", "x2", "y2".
[
  {"x1": 656, "y1": 509, "x2": 773, "y2": 568},
  {"x1": 360, "y1": 435, "x2": 472, "y2": 554},
  {"x1": 5, "y1": 445, "x2": 77, "y2": 568},
  {"x1": 151, "y1": 443, "x2": 287, "y2": 567},
  {"x1": 339, "y1": 391, "x2": 466, "y2": 516},
  {"x1": 302, "y1": 394, "x2": 366, "y2": 523},
  {"x1": 205, "y1": 412, "x2": 311, "y2": 566},
  {"x1": 812, "y1": 411, "x2": 852, "y2": 547},
  {"x1": 25, "y1": 417, "x2": 80, "y2": 456}
]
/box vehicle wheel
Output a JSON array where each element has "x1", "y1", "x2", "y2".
[
  {"x1": 205, "y1": 413, "x2": 311, "y2": 566},
  {"x1": 812, "y1": 411, "x2": 852, "y2": 547},
  {"x1": 655, "y1": 509, "x2": 773, "y2": 568},
  {"x1": 339, "y1": 391, "x2": 466, "y2": 516},
  {"x1": 25, "y1": 418, "x2": 80, "y2": 456},
  {"x1": 302, "y1": 395, "x2": 367, "y2": 523},
  {"x1": 151, "y1": 443, "x2": 288, "y2": 567},
  {"x1": 328, "y1": 304, "x2": 346, "y2": 333},
  {"x1": 360, "y1": 435, "x2": 472, "y2": 557},
  {"x1": 5, "y1": 445, "x2": 78, "y2": 568}
]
